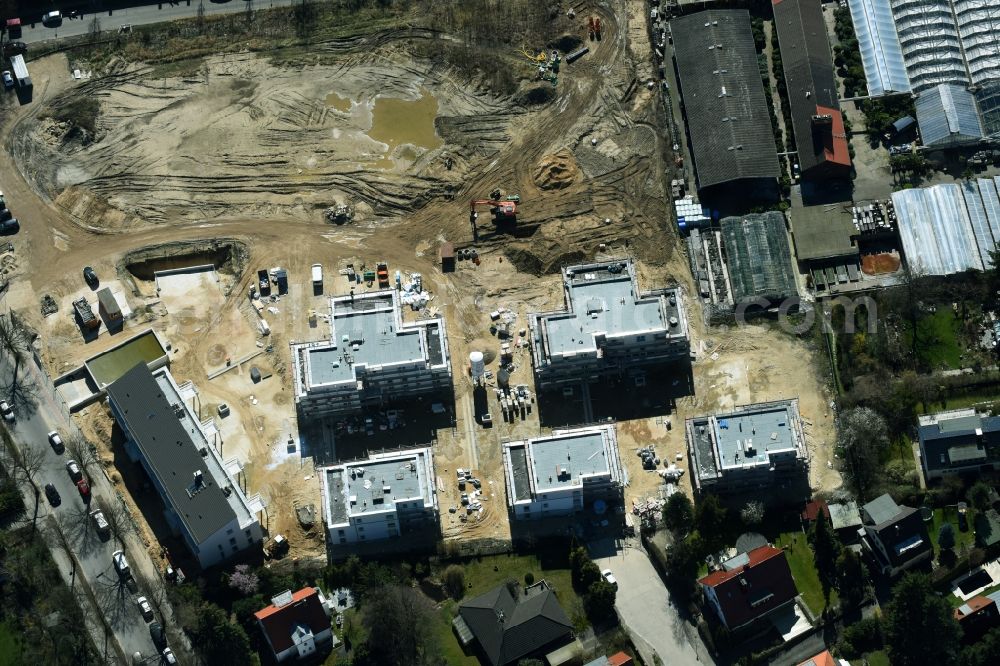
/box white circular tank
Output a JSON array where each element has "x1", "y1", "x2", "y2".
[{"x1": 469, "y1": 351, "x2": 485, "y2": 380}]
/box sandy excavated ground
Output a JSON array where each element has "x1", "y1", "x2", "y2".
[{"x1": 1, "y1": 2, "x2": 841, "y2": 563}]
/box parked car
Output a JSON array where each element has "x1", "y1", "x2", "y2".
[
  {"x1": 0, "y1": 401, "x2": 13, "y2": 422},
  {"x1": 601, "y1": 569, "x2": 618, "y2": 590},
  {"x1": 0, "y1": 209, "x2": 10, "y2": 222},
  {"x1": 113, "y1": 550, "x2": 131, "y2": 578},
  {"x1": 0, "y1": 219, "x2": 18, "y2": 236},
  {"x1": 83, "y1": 266, "x2": 98, "y2": 288},
  {"x1": 149, "y1": 622, "x2": 167, "y2": 651},
  {"x1": 1, "y1": 71, "x2": 12, "y2": 90},
  {"x1": 76, "y1": 478, "x2": 90, "y2": 500},
  {"x1": 66, "y1": 459, "x2": 82, "y2": 482},
  {"x1": 91, "y1": 509, "x2": 109, "y2": 536},
  {"x1": 42, "y1": 11, "x2": 62, "y2": 26},
  {"x1": 162, "y1": 648, "x2": 176, "y2": 664},
  {"x1": 44, "y1": 483, "x2": 60, "y2": 506},
  {"x1": 48, "y1": 430, "x2": 64, "y2": 453},
  {"x1": 136, "y1": 596, "x2": 154, "y2": 621},
  {"x1": 1, "y1": 42, "x2": 26, "y2": 58}
]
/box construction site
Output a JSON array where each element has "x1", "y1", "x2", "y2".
[{"x1": 0, "y1": 1, "x2": 839, "y2": 568}]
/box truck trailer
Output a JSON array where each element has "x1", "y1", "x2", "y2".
[{"x1": 9, "y1": 54, "x2": 30, "y2": 89}]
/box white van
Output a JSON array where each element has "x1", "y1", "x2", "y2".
[{"x1": 311, "y1": 263, "x2": 323, "y2": 287}]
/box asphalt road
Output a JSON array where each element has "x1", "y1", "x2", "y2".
[
  {"x1": 590, "y1": 537, "x2": 713, "y2": 665},
  {"x1": 1, "y1": 348, "x2": 176, "y2": 664},
  {"x1": 14, "y1": 0, "x2": 304, "y2": 45}
]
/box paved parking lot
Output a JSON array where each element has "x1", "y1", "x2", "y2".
[{"x1": 589, "y1": 537, "x2": 711, "y2": 665}]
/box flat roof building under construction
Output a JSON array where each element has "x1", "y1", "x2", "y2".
[
  {"x1": 321, "y1": 447, "x2": 437, "y2": 545},
  {"x1": 671, "y1": 10, "x2": 781, "y2": 200},
  {"x1": 291, "y1": 290, "x2": 451, "y2": 417},
  {"x1": 528, "y1": 259, "x2": 689, "y2": 388},
  {"x1": 687, "y1": 400, "x2": 808, "y2": 499},
  {"x1": 503, "y1": 425, "x2": 624, "y2": 520}
]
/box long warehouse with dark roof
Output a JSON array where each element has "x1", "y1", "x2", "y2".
[
  {"x1": 671, "y1": 9, "x2": 781, "y2": 201},
  {"x1": 772, "y1": 0, "x2": 851, "y2": 180}
]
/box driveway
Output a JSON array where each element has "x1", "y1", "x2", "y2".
[{"x1": 589, "y1": 537, "x2": 712, "y2": 665}]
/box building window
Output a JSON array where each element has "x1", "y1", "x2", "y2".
[
  {"x1": 338, "y1": 529, "x2": 345, "y2": 536},
  {"x1": 358, "y1": 526, "x2": 364, "y2": 532},
  {"x1": 227, "y1": 528, "x2": 233, "y2": 535},
  {"x1": 229, "y1": 537, "x2": 237, "y2": 545},
  {"x1": 543, "y1": 503, "x2": 549, "y2": 509},
  {"x1": 637, "y1": 335, "x2": 646, "y2": 342},
  {"x1": 232, "y1": 544, "x2": 239, "y2": 552},
  {"x1": 245, "y1": 529, "x2": 251, "y2": 538}
]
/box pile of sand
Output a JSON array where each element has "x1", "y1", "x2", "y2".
[{"x1": 533, "y1": 150, "x2": 579, "y2": 190}]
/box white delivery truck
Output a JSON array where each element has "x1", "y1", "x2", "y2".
[
  {"x1": 9, "y1": 54, "x2": 30, "y2": 89},
  {"x1": 311, "y1": 263, "x2": 323, "y2": 288}
]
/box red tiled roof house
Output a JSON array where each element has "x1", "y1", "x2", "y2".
[
  {"x1": 254, "y1": 587, "x2": 334, "y2": 663},
  {"x1": 698, "y1": 545, "x2": 799, "y2": 631}
]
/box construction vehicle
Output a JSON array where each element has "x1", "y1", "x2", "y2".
[
  {"x1": 594, "y1": 17, "x2": 602, "y2": 40},
  {"x1": 363, "y1": 268, "x2": 376, "y2": 285},
  {"x1": 469, "y1": 189, "x2": 519, "y2": 242},
  {"x1": 9, "y1": 54, "x2": 29, "y2": 89},
  {"x1": 376, "y1": 261, "x2": 389, "y2": 288},
  {"x1": 588, "y1": 16, "x2": 596, "y2": 40}
]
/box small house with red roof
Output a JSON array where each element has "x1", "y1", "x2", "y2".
[
  {"x1": 254, "y1": 587, "x2": 334, "y2": 663},
  {"x1": 797, "y1": 649, "x2": 850, "y2": 666},
  {"x1": 699, "y1": 545, "x2": 799, "y2": 631}
]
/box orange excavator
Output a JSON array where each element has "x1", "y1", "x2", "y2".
[{"x1": 470, "y1": 191, "x2": 519, "y2": 241}]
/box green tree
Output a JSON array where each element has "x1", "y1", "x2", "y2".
[
  {"x1": 885, "y1": 573, "x2": 961, "y2": 666},
  {"x1": 812, "y1": 511, "x2": 841, "y2": 606},
  {"x1": 939, "y1": 522, "x2": 956, "y2": 551},
  {"x1": 967, "y1": 482, "x2": 993, "y2": 512},
  {"x1": 193, "y1": 604, "x2": 253, "y2": 666},
  {"x1": 663, "y1": 493, "x2": 694, "y2": 535},
  {"x1": 696, "y1": 494, "x2": 727, "y2": 553},
  {"x1": 960, "y1": 625, "x2": 1000, "y2": 666},
  {"x1": 583, "y1": 579, "x2": 617, "y2": 624},
  {"x1": 836, "y1": 547, "x2": 866, "y2": 608},
  {"x1": 357, "y1": 585, "x2": 438, "y2": 666},
  {"x1": 664, "y1": 536, "x2": 702, "y2": 600}
]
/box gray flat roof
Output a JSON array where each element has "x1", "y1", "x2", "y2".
[
  {"x1": 538, "y1": 262, "x2": 679, "y2": 357},
  {"x1": 508, "y1": 446, "x2": 532, "y2": 502},
  {"x1": 325, "y1": 449, "x2": 433, "y2": 524},
  {"x1": 531, "y1": 431, "x2": 611, "y2": 493},
  {"x1": 690, "y1": 400, "x2": 804, "y2": 480},
  {"x1": 788, "y1": 205, "x2": 858, "y2": 262},
  {"x1": 305, "y1": 293, "x2": 426, "y2": 386},
  {"x1": 107, "y1": 364, "x2": 246, "y2": 544}
]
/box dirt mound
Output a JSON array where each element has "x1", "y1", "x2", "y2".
[
  {"x1": 861, "y1": 252, "x2": 901, "y2": 275},
  {"x1": 549, "y1": 34, "x2": 583, "y2": 53},
  {"x1": 533, "y1": 150, "x2": 579, "y2": 190}
]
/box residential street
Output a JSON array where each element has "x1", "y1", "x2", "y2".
[
  {"x1": 589, "y1": 537, "x2": 713, "y2": 665},
  {"x1": 13, "y1": 0, "x2": 306, "y2": 45},
  {"x1": 1, "y1": 345, "x2": 181, "y2": 663}
]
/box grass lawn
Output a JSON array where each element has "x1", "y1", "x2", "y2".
[
  {"x1": 928, "y1": 506, "x2": 975, "y2": 557},
  {"x1": 430, "y1": 552, "x2": 587, "y2": 665},
  {"x1": 908, "y1": 308, "x2": 963, "y2": 370},
  {"x1": 774, "y1": 532, "x2": 837, "y2": 615},
  {"x1": 0, "y1": 623, "x2": 18, "y2": 664},
  {"x1": 948, "y1": 581, "x2": 1000, "y2": 608},
  {"x1": 853, "y1": 650, "x2": 890, "y2": 666}
]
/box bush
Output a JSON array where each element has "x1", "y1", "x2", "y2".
[
  {"x1": 443, "y1": 565, "x2": 465, "y2": 600},
  {"x1": 839, "y1": 617, "x2": 885, "y2": 659},
  {"x1": 524, "y1": 572, "x2": 535, "y2": 586}
]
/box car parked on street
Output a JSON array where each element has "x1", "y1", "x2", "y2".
[
  {"x1": 113, "y1": 550, "x2": 131, "y2": 578},
  {"x1": 66, "y1": 459, "x2": 82, "y2": 481},
  {"x1": 0, "y1": 401, "x2": 13, "y2": 422},
  {"x1": 149, "y1": 622, "x2": 166, "y2": 651},
  {"x1": 48, "y1": 430, "x2": 64, "y2": 453},
  {"x1": 1, "y1": 42, "x2": 26, "y2": 58},
  {"x1": 1, "y1": 71, "x2": 12, "y2": 90},
  {"x1": 91, "y1": 509, "x2": 109, "y2": 536},
  {"x1": 44, "y1": 483, "x2": 60, "y2": 506},
  {"x1": 136, "y1": 596, "x2": 154, "y2": 622},
  {"x1": 162, "y1": 648, "x2": 176, "y2": 664},
  {"x1": 76, "y1": 478, "x2": 90, "y2": 500},
  {"x1": 42, "y1": 11, "x2": 62, "y2": 26}
]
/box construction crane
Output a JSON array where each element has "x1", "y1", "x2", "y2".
[{"x1": 470, "y1": 192, "x2": 518, "y2": 242}]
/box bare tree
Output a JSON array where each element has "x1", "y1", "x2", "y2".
[
  {"x1": 0, "y1": 310, "x2": 34, "y2": 408},
  {"x1": 197, "y1": 0, "x2": 206, "y2": 33},
  {"x1": 837, "y1": 407, "x2": 889, "y2": 501},
  {"x1": 4, "y1": 436, "x2": 47, "y2": 530},
  {"x1": 740, "y1": 500, "x2": 765, "y2": 526},
  {"x1": 65, "y1": 435, "x2": 101, "y2": 478},
  {"x1": 96, "y1": 495, "x2": 136, "y2": 550}
]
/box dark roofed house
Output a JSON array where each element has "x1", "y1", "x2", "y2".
[
  {"x1": 917, "y1": 409, "x2": 1000, "y2": 481},
  {"x1": 454, "y1": 580, "x2": 573, "y2": 666},
  {"x1": 671, "y1": 10, "x2": 780, "y2": 201},
  {"x1": 860, "y1": 494, "x2": 932, "y2": 577},
  {"x1": 254, "y1": 587, "x2": 334, "y2": 662},
  {"x1": 698, "y1": 545, "x2": 798, "y2": 631},
  {"x1": 772, "y1": 0, "x2": 851, "y2": 180}
]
